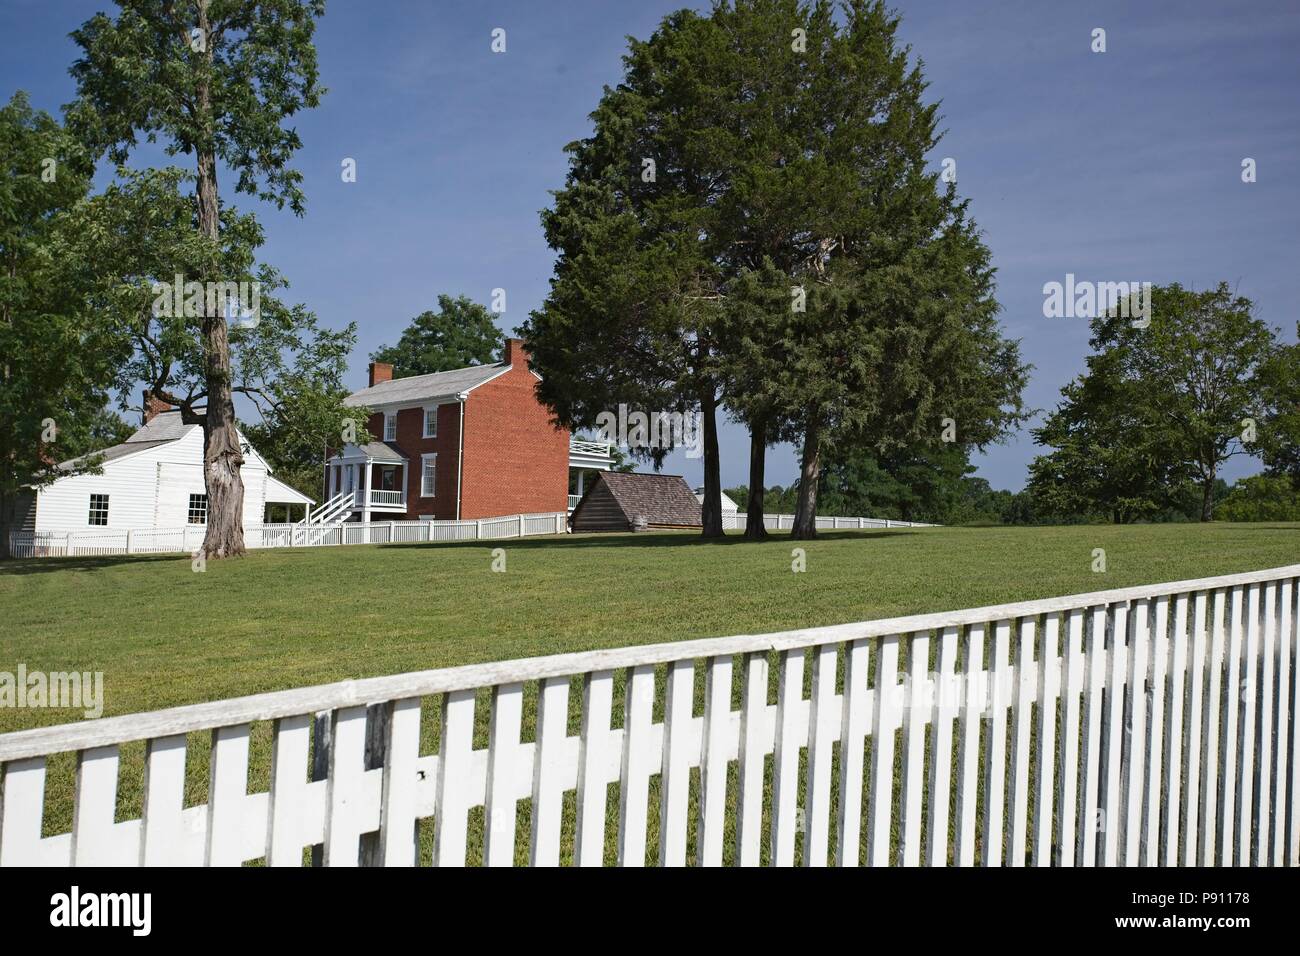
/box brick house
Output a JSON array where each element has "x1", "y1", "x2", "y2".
[{"x1": 323, "y1": 339, "x2": 614, "y2": 522}]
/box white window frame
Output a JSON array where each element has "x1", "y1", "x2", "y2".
[
  {"x1": 423, "y1": 405, "x2": 439, "y2": 439},
  {"x1": 383, "y1": 411, "x2": 397, "y2": 442},
  {"x1": 421, "y1": 453, "x2": 437, "y2": 497},
  {"x1": 187, "y1": 493, "x2": 209, "y2": 525},
  {"x1": 88, "y1": 493, "x2": 109, "y2": 526}
]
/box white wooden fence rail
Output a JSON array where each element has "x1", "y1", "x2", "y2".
[
  {"x1": 6, "y1": 512, "x2": 568, "y2": 558},
  {"x1": 727, "y1": 513, "x2": 935, "y2": 531},
  {"x1": 8, "y1": 512, "x2": 926, "y2": 558},
  {"x1": 1, "y1": 564, "x2": 1296, "y2": 866}
]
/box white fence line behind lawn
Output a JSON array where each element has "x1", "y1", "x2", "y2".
[
  {"x1": 1, "y1": 563, "x2": 1297, "y2": 867},
  {"x1": 7, "y1": 510, "x2": 930, "y2": 558},
  {"x1": 729, "y1": 513, "x2": 936, "y2": 531},
  {"x1": 6, "y1": 512, "x2": 569, "y2": 557}
]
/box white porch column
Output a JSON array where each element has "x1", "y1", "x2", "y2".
[
  {"x1": 362, "y1": 458, "x2": 373, "y2": 540},
  {"x1": 576, "y1": 470, "x2": 585, "y2": 494}
]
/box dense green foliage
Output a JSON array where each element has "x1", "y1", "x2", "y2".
[
  {"x1": 370, "y1": 295, "x2": 504, "y2": 378},
  {"x1": 1027, "y1": 283, "x2": 1284, "y2": 522},
  {"x1": 523, "y1": 0, "x2": 1028, "y2": 538},
  {"x1": 0, "y1": 93, "x2": 130, "y2": 551}
]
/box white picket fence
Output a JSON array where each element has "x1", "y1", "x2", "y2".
[
  {"x1": 727, "y1": 512, "x2": 935, "y2": 531},
  {"x1": 6, "y1": 513, "x2": 568, "y2": 558},
  {"x1": 1, "y1": 563, "x2": 1296, "y2": 866}
]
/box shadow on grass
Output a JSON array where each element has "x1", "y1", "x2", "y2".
[{"x1": 0, "y1": 552, "x2": 191, "y2": 576}]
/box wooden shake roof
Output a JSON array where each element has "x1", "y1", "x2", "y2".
[{"x1": 572, "y1": 472, "x2": 703, "y2": 530}]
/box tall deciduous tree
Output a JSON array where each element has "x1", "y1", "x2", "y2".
[
  {"x1": 62, "y1": 166, "x2": 361, "y2": 511},
  {"x1": 1028, "y1": 283, "x2": 1279, "y2": 522},
  {"x1": 67, "y1": 0, "x2": 326, "y2": 557},
  {"x1": 1257, "y1": 328, "x2": 1299, "y2": 487},
  {"x1": 370, "y1": 295, "x2": 504, "y2": 378},
  {"x1": 0, "y1": 93, "x2": 127, "y2": 556}
]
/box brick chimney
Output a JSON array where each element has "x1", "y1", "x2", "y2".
[
  {"x1": 142, "y1": 390, "x2": 172, "y2": 425},
  {"x1": 503, "y1": 338, "x2": 528, "y2": 368},
  {"x1": 368, "y1": 362, "x2": 394, "y2": 387}
]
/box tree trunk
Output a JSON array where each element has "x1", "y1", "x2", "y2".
[
  {"x1": 744, "y1": 415, "x2": 769, "y2": 540},
  {"x1": 1200, "y1": 465, "x2": 1216, "y2": 522},
  {"x1": 699, "y1": 387, "x2": 724, "y2": 539},
  {"x1": 0, "y1": 491, "x2": 12, "y2": 560},
  {"x1": 791, "y1": 414, "x2": 822, "y2": 540},
  {"x1": 195, "y1": 13, "x2": 245, "y2": 559}
]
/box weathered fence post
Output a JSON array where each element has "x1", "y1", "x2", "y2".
[
  {"x1": 359, "y1": 702, "x2": 390, "y2": 866},
  {"x1": 310, "y1": 710, "x2": 332, "y2": 866}
]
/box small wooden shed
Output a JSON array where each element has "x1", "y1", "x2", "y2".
[{"x1": 569, "y1": 472, "x2": 703, "y2": 532}]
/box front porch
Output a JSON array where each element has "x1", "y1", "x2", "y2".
[
  {"x1": 568, "y1": 436, "x2": 616, "y2": 512},
  {"x1": 325, "y1": 442, "x2": 409, "y2": 519}
]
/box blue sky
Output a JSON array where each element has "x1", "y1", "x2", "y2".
[{"x1": 3, "y1": 0, "x2": 1297, "y2": 491}]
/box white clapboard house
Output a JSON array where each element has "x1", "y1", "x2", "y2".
[{"x1": 10, "y1": 407, "x2": 312, "y2": 538}]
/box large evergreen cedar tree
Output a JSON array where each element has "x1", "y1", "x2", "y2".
[
  {"x1": 370, "y1": 295, "x2": 505, "y2": 378},
  {"x1": 0, "y1": 94, "x2": 133, "y2": 556},
  {"x1": 1028, "y1": 283, "x2": 1281, "y2": 522},
  {"x1": 523, "y1": 0, "x2": 1027, "y2": 539},
  {"x1": 67, "y1": 0, "x2": 326, "y2": 558}
]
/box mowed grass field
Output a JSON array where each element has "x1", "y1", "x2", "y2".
[
  {"x1": 1, "y1": 523, "x2": 1297, "y2": 866},
  {"x1": 2, "y1": 522, "x2": 1298, "y2": 733}
]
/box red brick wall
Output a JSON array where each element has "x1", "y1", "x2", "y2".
[
  {"x1": 365, "y1": 405, "x2": 462, "y2": 520},
  {"x1": 459, "y1": 362, "x2": 569, "y2": 519}
]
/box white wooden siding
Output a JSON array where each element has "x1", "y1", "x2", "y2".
[{"x1": 33, "y1": 426, "x2": 298, "y2": 534}]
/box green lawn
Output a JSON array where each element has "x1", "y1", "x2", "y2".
[
  {"x1": 2, "y1": 522, "x2": 1297, "y2": 734},
  {"x1": 2, "y1": 522, "x2": 1297, "y2": 865}
]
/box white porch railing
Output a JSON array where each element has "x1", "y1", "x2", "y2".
[
  {"x1": 1, "y1": 564, "x2": 1296, "y2": 866},
  {"x1": 568, "y1": 494, "x2": 582, "y2": 512},
  {"x1": 368, "y1": 489, "x2": 404, "y2": 507}
]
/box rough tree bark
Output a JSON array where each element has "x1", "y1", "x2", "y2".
[
  {"x1": 1200, "y1": 463, "x2": 1216, "y2": 522},
  {"x1": 744, "y1": 415, "x2": 769, "y2": 540},
  {"x1": 195, "y1": 5, "x2": 245, "y2": 559},
  {"x1": 791, "y1": 414, "x2": 822, "y2": 540},
  {"x1": 699, "y1": 386, "x2": 724, "y2": 539}
]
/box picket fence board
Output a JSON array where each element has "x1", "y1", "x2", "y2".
[
  {"x1": 1056, "y1": 610, "x2": 1085, "y2": 867},
  {"x1": 1200, "y1": 590, "x2": 1227, "y2": 866},
  {"x1": 1122, "y1": 600, "x2": 1149, "y2": 867},
  {"x1": 954, "y1": 623, "x2": 985, "y2": 867},
  {"x1": 1238, "y1": 585, "x2": 1260, "y2": 865},
  {"x1": 837, "y1": 639, "x2": 871, "y2": 867},
  {"x1": 658, "y1": 660, "x2": 693, "y2": 867},
  {"x1": 926, "y1": 627, "x2": 959, "y2": 867},
  {"x1": 982, "y1": 620, "x2": 1012, "y2": 866},
  {"x1": 736, "y1": 652, "x2": 768, "y2": 867},
  {"x1": 1256, "y1": 584, "x2": 1276, "y2": 867},
  {"x1": 866, "y1": 634, "x2": 900, "y2": 867},
  {"x1": 530, "y1": 678, "x2": 569, "y2": 867}
]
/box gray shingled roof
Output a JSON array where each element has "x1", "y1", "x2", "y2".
[
  {"x1": 343, "y1": 363, "x2": 507, "y2": 408},
  {"x1": 59, "y1": 411, "x2": 197, "y2": 470},
  {"x1": 588, "y1": 472, "x2": 703, "y2": 527},
  {"x1": 126, "y1": 411, "x2": 193, "y2": 443},
  {"x1": 357, "y1": 441, "x2": 406, "y2": 462}
]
